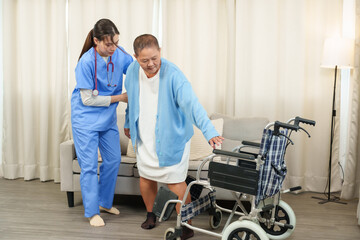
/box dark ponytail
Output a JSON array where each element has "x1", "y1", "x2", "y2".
[
  {"x1": 78, "y1": 29, "x2": 95, "y2": 61},
  {"x1": 78, "y1": 19, "x2": 120, "y2": 61}
]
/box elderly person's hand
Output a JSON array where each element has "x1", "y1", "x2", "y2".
[
  {"x1": 124, "y1": 128, "x2": 130, "y2": 138},
  {"x1": 111, "y1": 92, "x2": 128, "y2": 103},
  {"x1": 209, "y1": 136, "x2": 224, "y2": 149}
]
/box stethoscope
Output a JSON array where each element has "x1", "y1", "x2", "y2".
[{"x1": 92, "y1": 47, "x2": 116, "y2": 96}]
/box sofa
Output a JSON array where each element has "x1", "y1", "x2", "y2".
[{"x1": 60, "y1": 113, "x2": 268, "y2": 207}]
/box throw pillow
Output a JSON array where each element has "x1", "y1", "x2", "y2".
[
  {"x1": 189, "y1": 118, "x2": 223, "y2": 160},
  {"x1": 210, "y1": 113, "x2": 268, "y2": 142}
]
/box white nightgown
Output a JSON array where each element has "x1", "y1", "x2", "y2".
[{"x1": 136, "y1": 67, "x2": 191, "y2": 184}]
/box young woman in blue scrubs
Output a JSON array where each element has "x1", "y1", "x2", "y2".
[{"x1": 71, "y1": 19, "x2": 133, "y2": 227}]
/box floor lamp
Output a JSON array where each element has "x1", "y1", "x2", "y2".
[{"x1": 312, "y1": 37, "x2": 354, "y2": 204}]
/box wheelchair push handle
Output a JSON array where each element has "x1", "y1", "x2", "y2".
[
  {"x1": 273, "y1": 121, "x2": 299, "y2": 136},
  {"x1": 294, "y1": 116, "x2": 316, "y2": 126}
]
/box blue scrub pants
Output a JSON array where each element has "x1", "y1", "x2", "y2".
[{"x1": 72, "y1": 125, "x2": 121, "y2": 218}]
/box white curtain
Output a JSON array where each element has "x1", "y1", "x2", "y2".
[
  {"x1": 0, "y1": 0, "x2": 4, "y2": 178},
  {"x1": 233, "y1": 0, "x2": 344, "y2": 193},
  {"x1": 2, "y1": 0, "x2": 69, "y2": 182},
  {"x1": 161, "y1": 0, "x2": 228, "y2": 114},
  {"x1": 341, "y1": 0, "x2": 360, "y2": 225},
  {"x1": 161, "y1": 0, "x2": 343, "y2": 192},
  {"x1": 1, "y1": 0, "x2": 155, "y2": 181}
]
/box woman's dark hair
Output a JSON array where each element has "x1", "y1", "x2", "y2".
[
  {"x1": 78, "y1": 18, "x2": 120, "y2": 61},
  {"x1": 133, "y1": 34, "x2": 160, "y2": 56}
]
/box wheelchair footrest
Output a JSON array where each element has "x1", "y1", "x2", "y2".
[
  {"x1": 290, "y1": 186, "x2": 302, "y2": 192},
  {"x1": 181, "y1": 191, "x2": 216, "y2": 222},
  {"x1": 153, "y1": 186, "x2": 178, "y2": 221}
]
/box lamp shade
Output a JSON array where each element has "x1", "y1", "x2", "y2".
[{"x1": 321, "y1": 37, "x2": 354, "y2": 69}]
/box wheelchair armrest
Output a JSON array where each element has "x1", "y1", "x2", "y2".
[
  {"x1": 213, "y1": 149, "x2": 255, "y2": 161},
  {"x1": 238, "y1": 150, "x2": 259, "y2": 159},
  {"x1": 241, "y1": 140, "x2": 261, "y2": 148}
]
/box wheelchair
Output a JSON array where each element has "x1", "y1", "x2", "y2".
[{"x1": 160, "y1": 116, "x2": 315, "y2": 240}]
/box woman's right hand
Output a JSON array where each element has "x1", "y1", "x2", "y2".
[{"x1": 124, "y1": 128, "x2": 130, "y2": 138}]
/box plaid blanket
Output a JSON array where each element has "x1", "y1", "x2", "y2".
[
  {"x1": 256, "y1": 128, "x2": 288, "y2": 205},
  {"x1": 181, "y1": 191, "x2": 216, "y2": 222}
]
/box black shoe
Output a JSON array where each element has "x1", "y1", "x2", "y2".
[
  {"x1": 141, "y1": 212, "x2": 156, "y2": 229},
  {"x1": 181, "y1": 226, "x2": 194, "y2": 240}
]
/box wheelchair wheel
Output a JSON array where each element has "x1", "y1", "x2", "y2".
[
  {"x1": 164, "y1": 227, "x2": 180, "y2": 240},
  {"x1": 222, "y1": 220, "x2": 269, "y2": 240},
  {"x1": 259, "y1": 200, "x2": 296, "y2": 240},
  {"x1": 209, "y1": 208, "x2": 222, "y2": 229}
]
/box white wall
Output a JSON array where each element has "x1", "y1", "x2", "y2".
[{"x1": 0, "y1": 0, "x2": 3, "y2": 177}]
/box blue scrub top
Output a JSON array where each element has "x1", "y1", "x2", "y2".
[{"x1": 71, "y1": 46, "x2": 133, "y2": 131}]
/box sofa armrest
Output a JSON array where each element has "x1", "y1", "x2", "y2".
[{"x1": 60, "y1": 139, "x2": 76, "y2": 191}]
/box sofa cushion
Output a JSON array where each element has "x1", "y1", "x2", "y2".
[
  {"x1": 72, "y1": 156, "x2": 136, "y2": 177},
  {"x1": 189, "y1": 118, "x2": 223, "y2": 160},
  {"x1": 221, "y1": 138, "x2": 242, "y2": 152},
  {"x1": 120, "y1": 156, "x2": 137, "y2": 177},
  {"x1": 133, "y1": 163, "x2": 139, "y2": 178},
  {"x1": 210, "y1": 113, "x2": 268, "y2": 142},
  {"x1": 117, "y1": 113, "x2": 129, "y2": 155}
]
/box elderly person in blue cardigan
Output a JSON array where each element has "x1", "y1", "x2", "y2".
[{"x1": 124, "y1": 34, "x2": 223, "y2": 240}]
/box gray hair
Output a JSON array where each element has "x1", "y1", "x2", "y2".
[{"x1": 133, "y1": 34, "x2": 160, "y2": 56}]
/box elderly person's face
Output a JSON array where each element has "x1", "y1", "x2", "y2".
[{"x1": 135, "y1": 46, "x2": 161, "y2": 78}]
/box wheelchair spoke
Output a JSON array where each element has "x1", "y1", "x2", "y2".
[{"x1": 235, "y1": 234, "x2": 242, "y2": 240}]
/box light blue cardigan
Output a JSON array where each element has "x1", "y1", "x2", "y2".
[{"x1": 124, "y1": 58, "x2": 219, "y2": 167}]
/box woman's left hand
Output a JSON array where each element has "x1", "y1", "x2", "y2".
[
  {"x1": 209, "y1": 136, "x2": 224, "y2": 149},
  {"x1": 111, "y1": 92, "x2": 128, "y2": 103},
  {"x1": 120, "y1": 92, "x2": 128, "y2": 103}
]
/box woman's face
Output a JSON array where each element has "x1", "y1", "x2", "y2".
[
  {"x1": 135, "y1": 46, "x2": 161, "y2": 78},
  {"x1": 94, "y1": 35, "x2": 119, "y2": 57}
]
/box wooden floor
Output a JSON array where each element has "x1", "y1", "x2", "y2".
[{"x1": 0, "y1": 178, "x2": 359, "y2": 240}]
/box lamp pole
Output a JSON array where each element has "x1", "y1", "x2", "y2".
[
  {"x1": 312, "y1": 65, "x2": 346, "y2": 204},
  {"x1": 327, "y1": 65, "x2": 337, "y2": 202},
  {"x1": 313, "y1": 36, "x2": 354, "y2": 204}
]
